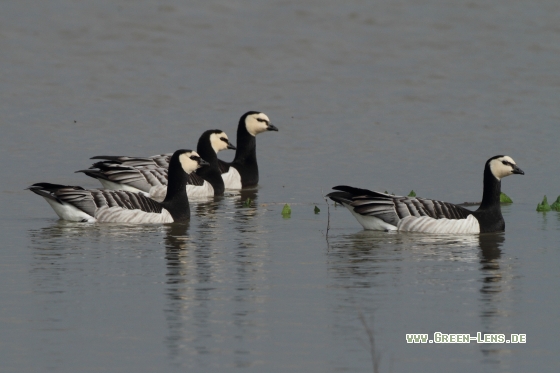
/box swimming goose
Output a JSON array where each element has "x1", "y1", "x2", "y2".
[
  {"x1": 79, "y1": 130, "x2": 236, "y2": 201},
  {"x1": 28, "y1": 150, "x2": 207, "y2": 223},
  {"x1": 83, "y1": 112, "x2": 277, "y2": 191},
  {"x1": 219, "y1": 111, "x2": 278, "y2": 189},
  {"x1": 327, "y1": 155, "x2": 524, "y2": 233}
]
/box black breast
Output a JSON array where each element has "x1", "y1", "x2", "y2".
[{"x1": 473, "y1": 209, "x2": 505, "y2": 233}]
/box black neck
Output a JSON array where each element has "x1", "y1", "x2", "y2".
[
  {"x1": 231, "y1": 121, "x2": 259, "y2": 187},
  {"x1": 161, "y1": 157, "x2": 190, "y2": 222},
  {"x1": 195, "y1": 140, "x2": 225, "y2": 195},
  {"x1": 478, "y1": 166, "x2": 502, "y2": 211},
  {"x1": 233, "y1": 123, "x2": 257, "y2": 166}
]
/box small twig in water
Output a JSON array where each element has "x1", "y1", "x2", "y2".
[
  {"x1": 354, "y1": 302, "x2": 380, "y2": 373},
  {"x1": 321, "y1": 189, "x2": 331, "y2": 241}
]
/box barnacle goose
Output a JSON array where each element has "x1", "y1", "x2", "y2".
[
  {"x1": 82, "y1": 112, "x2": 278, "y2": 191},
  {"x1": 218, "y1": 111, "x2": 278, "y2": 189},
  {"x1": 79, "y1": 130, "x2": 236, "y2": 201},
  {"x1": 327, "y1": 155, "x2": 524, "y2": 234},
  {"x1": 28, "y1": 150, "x2": 207, "y2": 223}
]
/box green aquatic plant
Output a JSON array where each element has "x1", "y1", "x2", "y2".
[
  {"x1": 536, "y1": 195, "x2": 552, "y2": 212},
  {"x1": 550, "y1": 196, "x2": 560, "y2": 211},
  {"x1": 314, "y1": 206, "x2": 320, "y2": 214},
  {"x1": 408, "y1": 190, "x2": 416, "y2": 197},
  {"x1": 282, "y1": 204, "x2": 291, "y2": 218},
  {"x1": 500, "y1": 192, "x2": 513, "y2": 204},
  {"x1": 242, "y1": 197, "x2": 252, "y2": 208}
]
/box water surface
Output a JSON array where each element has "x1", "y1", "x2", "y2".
[{"x1": 1, "y1": 1, "x2": 560, "y2": 372}]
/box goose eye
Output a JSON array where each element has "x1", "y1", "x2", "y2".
[
  {"x1": 220, "y1": 137, "x2": 228, "y2": 142},
  {"x1": 190, "y1": 156, "x2": 199, "y2": 161},
  {"x1": 502, "y1": 160, "x2": 509, "y2": 166},
  {"x1": 256, "y1": 118, "x2": 266, "y2": 123}
]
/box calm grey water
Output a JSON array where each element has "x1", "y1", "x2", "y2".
[{"x1": 1, "y1": 0, "x2": 560, "y2": 372}]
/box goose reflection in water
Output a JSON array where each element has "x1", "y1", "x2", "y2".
[
  {"x1": 477, "y1": 233, "x2": 511, "y2": 363},
  {"x1": 162, "y1": 223, "x2": 194, "y2": 361},
  {"x1": 28, "y1": 221, "x2": 167, "y2": 284},
  {"x1": 327, "y1": 231, "x2": 484, "y2": 284},
  {"x1": 162, "y1": 188, "x2": 268, "y2": 368},
  {"x1": 478, "y1": 233, "x2": 506, "y2": 322},
  {"x1": 327, "y1": 230, "x2": 507, "y2": 287},
  {"x1": 326, "y1": 230, "x2": 510, "y2": 368},
  {"x1": 478, "y1": 233, "x2": 505, "y2": 296}
]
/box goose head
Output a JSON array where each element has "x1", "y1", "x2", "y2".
[
  {"x1": 178, "y1": 150, "x2": 209, "y2": 174},
  {"x1": 244, "y1": 111, "x2": 278, "y2": 136},
  {"x1": 487, "y1": 155, "x2": 524, "y2": 180},
  {"x1": 209, "y1": 130, "x2": 236, "y2": 153}
]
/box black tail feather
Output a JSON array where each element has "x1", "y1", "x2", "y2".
[
  {"x1": 326, "y1": 191, "x2": 354, "y2": 205},
  {"x1": 332, "y1": 185, "x2": 400, "y2": 199},
  {"x1": 75, "y1": 169, "x2": 112, "y2": 181},
  {"x1": 27, "y1": 183, "x2": 81, "y2": 204},
  {"x1": 90, "y1": 155, "x2": 127, "y2": 161}
]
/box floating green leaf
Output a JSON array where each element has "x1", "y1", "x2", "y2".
[
  {"x1": 408, "y1": 190, "x2": 416, "y2": 197},
  {"x1": 551, "y1": 196, "x2": 560, "y2": 211},
  {"x1": 536, "y1": 195, "x2": 551, "y2": 212},
  {"x1": 314, "y1": 206, "x2": 320, "y2": 214},
  {"x1": 242, "y1": 197, "x2": 252, "y2": 208},
  {"x1": 282, "y1": 204, "x2": 291, "y2": 218},
  {"x1": 500, "y1": 192, "x2": 513, "y2": 204}
]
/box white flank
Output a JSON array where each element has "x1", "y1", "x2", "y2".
[
  {"x1": 95, "y1": 206, "x2": 173, "y2": 223},
  {"x1": 148, "y1": 185, "x2": 167, "y2": 202},
  {"x1": 148, "y1": 182, "x2": 215, "y2": 203},
  {"x1": 98, "y1": 179, "x2": 148, "y2": 195},
  {"x1": 222, "y1": 166, "x2": 242, "y2": 190},
  {"x1": 342, "y1": 202, "x2": 398, "y2": 231},
  {"x1": 397, "y1": 214, "x2": 480, "y2": 234},
  {"x1": 186, "y1": 181, "x2": 215, "y2": 199},
  {"x1": 43, "y1": 198, "x2": 96, "y2": 222}
]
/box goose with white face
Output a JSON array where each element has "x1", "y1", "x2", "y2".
[
  {"x1": 245, "y1": 112, "x2": 278, "y2": 136},
  {"x1": 28, "y1": 149, "x2": 205, "y2": 224},
  {"x1": 179, "y1": 151, "x2": 208, "y2": 174},
  {"x1": 209, "y1": 131, "x2": 236, "y2": 153},
  {"x1": 327, "y1": 154, "x2": 524, "y2": 234},
  {"x1": 489, "y1": 156, "x2": 525, "y2": 180}
]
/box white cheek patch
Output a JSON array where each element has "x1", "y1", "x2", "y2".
[
  {"x1": 210, "y1": 133, "x2": 228, "y2": 153},
  {"x1": 502, "y1": 156, "x2": 515, "y2": 164},
  {"x1": 245, "y1": 113, "x2": 271, "y2": 136},
  {"x1": 489, "y1": 156, "x2": 517, "y2": 180},
  {"x1": 179, "y1": 152, "x2": 199, "y2": 174}
]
